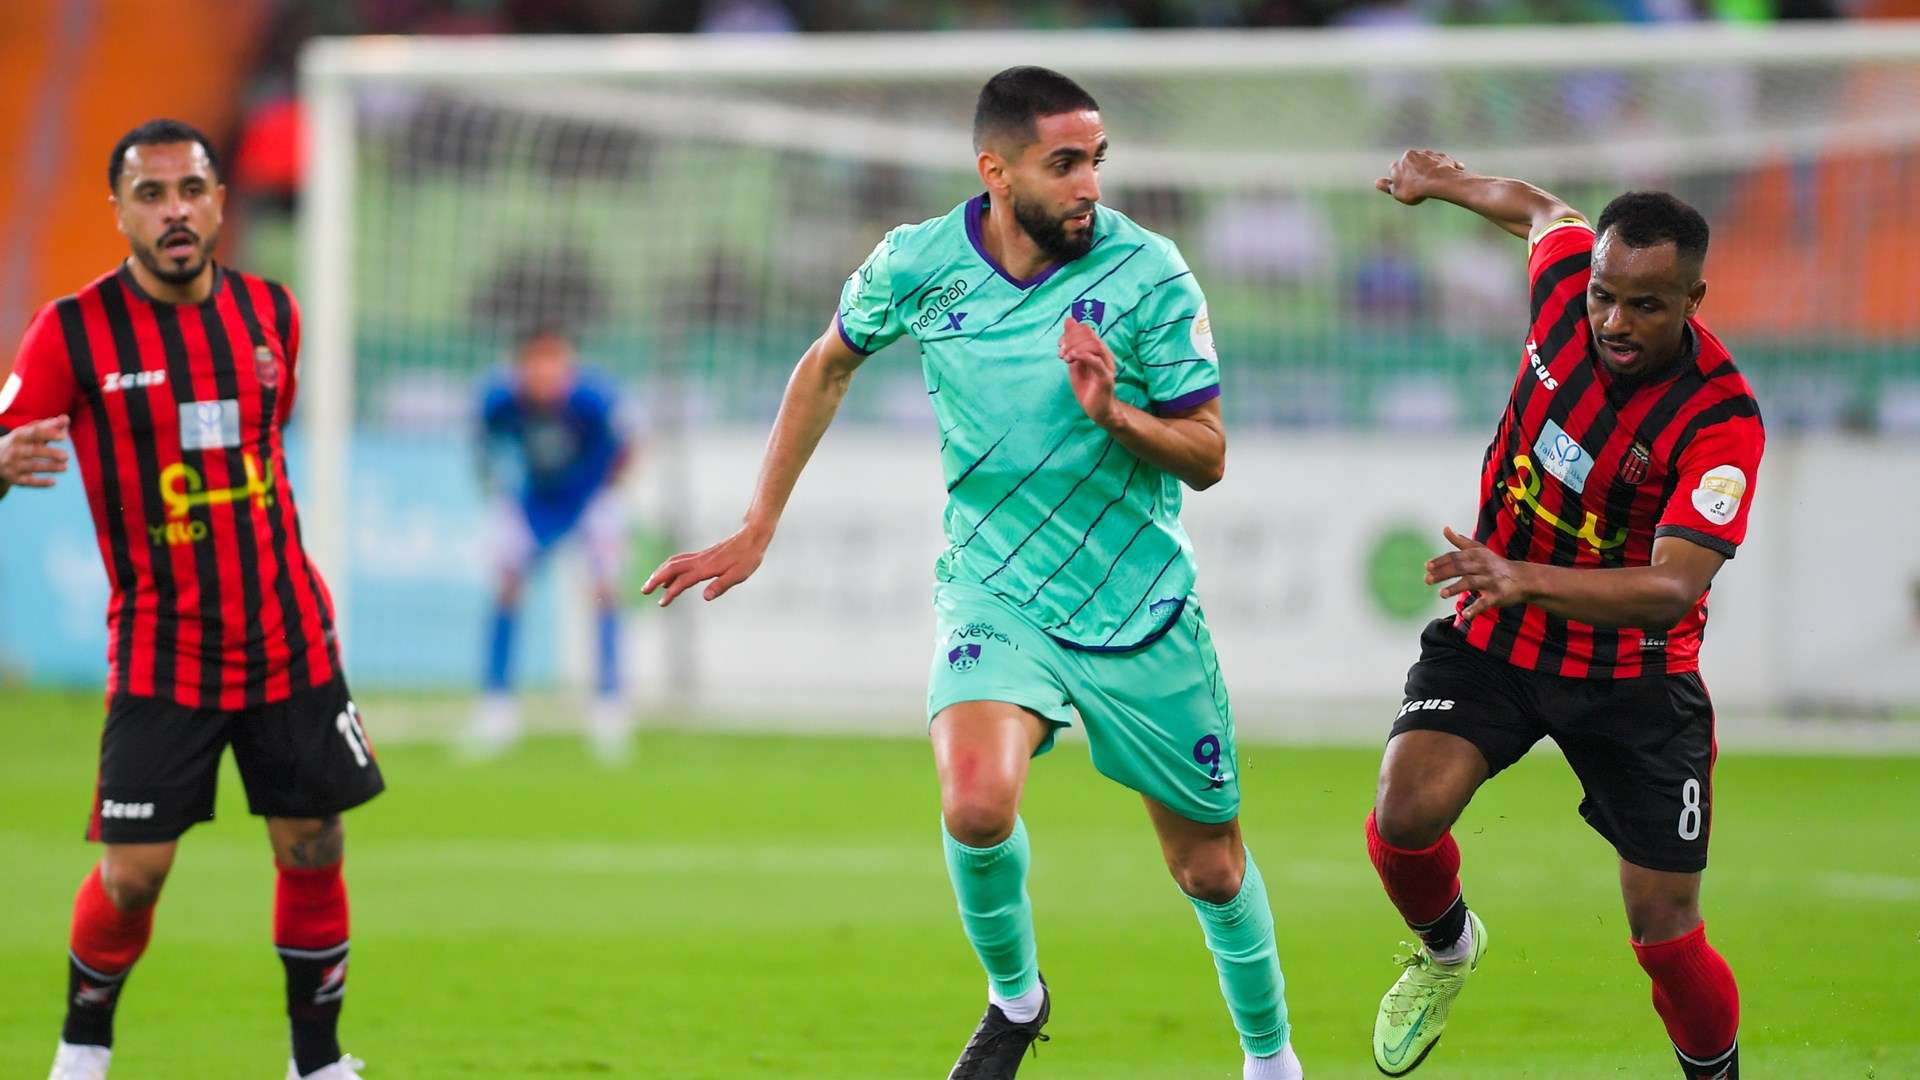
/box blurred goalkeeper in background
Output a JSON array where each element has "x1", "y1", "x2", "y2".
[{"x1": 469, "y1": 324, "x2": 638, "y2": 761}]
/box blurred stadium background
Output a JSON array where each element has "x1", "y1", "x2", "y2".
[{"x1": 2, "y1": 2, "x2": 1918, "y2": 1077}]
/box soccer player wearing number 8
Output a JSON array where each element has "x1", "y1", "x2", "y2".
[
  {"x1": 645, "y1": 68, "x2": 1301, "y2": 1080},
  {"x1": 0, "y1": 121, "x2": 383, "y2": 1080},
  {"x1": 1362, "y1": 150, "x2": 1763, "y2": 1079}
]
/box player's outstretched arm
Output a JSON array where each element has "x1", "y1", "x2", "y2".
[
  {"x1": 0, "y1": 416, "x2": 72, "y2": 500},
  {"x1": 1059, "y1": 317, "x2": 1225, "y2": 490},
  {"x1": 641, "y1": 323, "x2": 868, "y2": 607},
  {"x1": 1427, "y1": 527, "x2": 1724, "y2": 629},
  {"x1": 1375, "y1": 149, "x2": 1583, "y2": 240}
]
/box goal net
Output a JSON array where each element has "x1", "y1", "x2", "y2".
[{"x1": 300, "y1": 26, "x2": 1920, "y2": 722}]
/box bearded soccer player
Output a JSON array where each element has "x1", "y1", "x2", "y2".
[
  {"x1": 0, "y1": 120, "x2": 382, "y2": 1080},
  {"x1": 643, "y1": 68, "x2": 1301, "y2": 1080},
  {"x1": 1362, "y1": 149, "x2": 1761, "y2": 1079}
]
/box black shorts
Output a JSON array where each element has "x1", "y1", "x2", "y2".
[
  {"x1": 1389, "y1": 619, "x2": 1717, "y2": 873},
  {"x1": 88, "y1": 674, "x2": 386, "y2": 844}
]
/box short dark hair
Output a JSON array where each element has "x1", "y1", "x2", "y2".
[
  {"x1": 515, "y1": 322, "x2": 572, "y2": 352},
  {"x1": 1595, "y1": 191, "x2": 1709, "y2": 269},
  {"x1": 108, "y1": 119, "x2": 221, "y2": 192},
  {"x1": 973, "y1": 66, "x2": 1099, "y2": 153}
]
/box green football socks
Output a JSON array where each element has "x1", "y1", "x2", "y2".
[
  {"x1": 1187, "y1": 848, "x2": 1289, "y2": 1057},
  {"x1": 942, "y1": 816, "x2": 1040, "y2": 1001}
]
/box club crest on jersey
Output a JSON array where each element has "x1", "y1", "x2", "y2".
[
  {"x1": 948, "y1": 643, "x2": 982, "y2": 671},
  {"x1": 1619, "y1": 440, "x2": 1652, "y2": 485},
  {"x1": 1070, "y1": 298, "x2": 1105, "y2": 327},
  {"x1": 254, "y1": 344, "x2": 279, "y2": 389}
]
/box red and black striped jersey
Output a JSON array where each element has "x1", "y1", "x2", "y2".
[
  {"x1": 0, "y1": 264, "x2": 339, "y2": 707},
  {"x1": 1458, "y1": 221, "x2": 1764, "y2": 678}
]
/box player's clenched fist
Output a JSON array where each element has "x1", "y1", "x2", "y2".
[
  {"x1": 1425, "y1": 525, "x2": 1535, "y2": 619},
  {"x1": 1059, "y1": 316, "x2": 1119, "y2": 428},
  {"x1": 642, "y1": 526, "x2": 770, "y2": 607},
  {"x1": 0, "y1": 415, "x2": 71, "y2": 489},
  {"x1": 1375, "y1": 148, "x2": 1470, "y2": 206}
]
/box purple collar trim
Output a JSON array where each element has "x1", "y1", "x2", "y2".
[{"x1": 964, "y1": 193, "x2": 1076, "y2": 290}]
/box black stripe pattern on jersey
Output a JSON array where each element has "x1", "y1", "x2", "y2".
[
  {"x1": 946, "y1": 430, "x2": 1009, "y2": 494},
  {"x1": 98, "y1": 278, "x2": 180, "y2": 699},
  {"x1": 980, "y1": 438, "x2": 1117, "y2": 586},
  {"x1": 229, "y1": 281, "x2": 312, "y2": 689},
  {"x1": 58, "y1": 299, "x2": 140, "y2": 686},
  {"x1": 1022, "y1": 458, "x2": 1140, "y2": 607},
  {"x1": 266, "y1": 283, "x2": 335, "y2": 648},
  {"x1": 948, "y1": 429, "x2": 1080, "y2": 560},
  {"x1": 1102, "y1": 548, "x2": 1184, "y2": 647},
  {"x1": 197, "y1": 300, "x2": 271, "y2": 704},
  {"x1": 152, "y1": 304, "x2": 226, "y2": 704},
  {"x1": 1050, "y1": 516, "x2": 1155, "y2": 631}
]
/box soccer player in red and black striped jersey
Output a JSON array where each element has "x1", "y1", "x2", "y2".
[
  {"x1": 0, "y1": 120, "x2": 382, "y2": 1080},
  {"x1": 1359, "y1": 150, "x2": 1760, "y2": 1079}
]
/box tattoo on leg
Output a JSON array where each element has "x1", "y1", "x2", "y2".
[{"x1": 285, "y1": 816, "x2": 344, "y2": 867}]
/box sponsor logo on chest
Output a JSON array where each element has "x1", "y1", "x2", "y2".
[
  {"x1": 180, "y1": 399, "x2": 243, "y2": 451},
  {"x1": 1525, "y1": 339, "x2": 1560, "y2": 390},
  {"x1": 102, "y1": 369, "x2": 166, "y2": 393},
  {"x1": 148, "y1": 449, "x2": 277, "y2": 547},
  {"x1": 913, "y1": 278, "x2": 972, "y2": 333},
  {"x1": 1532, "y1": 418, "x2": 1594, "y2": 493}
]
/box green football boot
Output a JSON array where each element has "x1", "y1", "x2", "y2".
[{"x1": 1372, "y1": 910, "x2": 1487, "y2": 1075}]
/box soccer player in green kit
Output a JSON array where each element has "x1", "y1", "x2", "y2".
[{"x1": 644, "y1": 67, "x2": 1302, "y2": 1080}]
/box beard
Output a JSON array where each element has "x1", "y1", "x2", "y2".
[
  {"x1": 1012, "y1": 194, "x2": 1096, "y2": 263},
  {"x1": 133, "y1": 229, "x2": 216, "y2": 286}
]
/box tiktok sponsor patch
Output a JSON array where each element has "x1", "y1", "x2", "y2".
[{"x1": 1691, "y1": 465, "x2": 1746, "y2": 525}]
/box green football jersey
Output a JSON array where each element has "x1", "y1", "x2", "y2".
[{"x1": 836, "y1": 193, "x2": 1221, "y2": 650}]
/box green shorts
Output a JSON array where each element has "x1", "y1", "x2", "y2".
[{"x1": 926, "y1": 581, "x2": 1240, "y2": 824}]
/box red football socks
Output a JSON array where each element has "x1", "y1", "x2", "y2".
[
  {"x1": 70, "y1": 865, "x2": 154, "y2": 975},
  {"x1": 275, "y1": 861, "x2": 350, "y2": 1077},
  {"x1": 274, "y1": 861, "x2": 350, "y2": 950},
  {"x1": 1633, "y1": 922, "x2": 1740, "y2": 1066},
  {"x1": 1365, "y1": 810, "x2": 1467, "y2": 948},
  {"x1": 64, "y1": 865, "x2": 156, "y2": 1047}
]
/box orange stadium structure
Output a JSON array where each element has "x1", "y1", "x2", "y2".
[{"x1": 0, "y1": 0, "x2": 269, "y2": 353}]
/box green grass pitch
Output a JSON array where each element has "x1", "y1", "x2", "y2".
[{"x1": 2, "y1": 689, "x2": 1916, "y2": 1078}]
